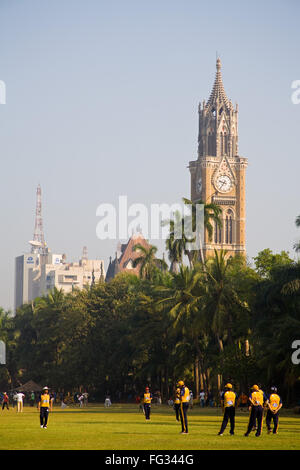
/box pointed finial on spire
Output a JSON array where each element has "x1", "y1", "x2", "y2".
[{"x1": 206, "y1": 56, "x2": 231, "y2": 110}]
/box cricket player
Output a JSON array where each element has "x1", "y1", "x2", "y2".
[
  {"x1": 38, "y1": 387, "x2": 53, "y2": 429},
  {"x1": 173, "y1": 386, "x2": 181, "y2": 422},
  {"x1": 266, "y1": 386, "x2": 282, "y2": 434},
  {"x1": 143, "y1": 387, "x2": 152, "y2": 420},
  {"x1": 218, "y1": 383, "x2": 237, "y2": 436},
  {"x1": 244, "y1": 384, "x2": 267, "y2": 437},
  {"x1": 178, "y1": 380, "x2": 189, "y2": 434}
]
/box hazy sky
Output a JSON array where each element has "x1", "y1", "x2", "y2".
[{"x1": 0, "y1": 0, "x2": 299, "y2": 310}]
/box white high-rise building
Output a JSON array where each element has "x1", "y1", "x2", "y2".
[
  {"x1": 14, "y1": 248, "x2": 105, "y2": 311},
  {"x1": 15, "y1": 253, "x2": 40, "y2": 309},
  {"x1": 15, "y1": 185, "x2": 106, "y2": 311}
]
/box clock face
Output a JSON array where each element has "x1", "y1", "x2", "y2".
[{"x1": 215, "y1": 174, "x2": 232, "y2": 192}]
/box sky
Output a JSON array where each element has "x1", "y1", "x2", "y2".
[{"x1": 0, "y1": 0, "x2": 299, "y2": 311}]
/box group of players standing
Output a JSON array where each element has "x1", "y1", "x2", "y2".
[
  {"x1": 142, "y1": 381, "x2": 282, "y2": 436},
  {"x1": 142, "y1": 381, "x2": 189, "y2": 434},
  {"x1": 34, "y1": 381, "x2": 285, "y2": 435}
]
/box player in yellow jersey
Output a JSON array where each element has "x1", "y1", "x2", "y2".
[
  {"x1": 173, "y1": 386, "x2": 181, "y2": 422},
  {"x1": 38, "y1": 387, "x2": 53, "y2": 429},
  {"x1": 143, "y1": 386, "x2": 152, "y2": 420},
  {"x1": 218, "y1": 383, "x2": 237, "y2": 436},
  {"x1": 244, "y1": 384, "x2": 267, "y2": 437},
  {"x1": 178, "y1": 380, "x2": 189, "y2": 434},
  {"x1": 266, "y1": 386, "x2": 282, "y2": 434}
]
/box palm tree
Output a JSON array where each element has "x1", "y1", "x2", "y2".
[
  {"x1": 157, "y1": 265, "x2": 203, "y2": 326},
  {"x1": 182, "y1": 198, "x2": 222, "y2": 266},
  {"x1": 156, "y1": 265, "x2": 206, "y2": 397},
  {"x1": 281, "y1": 262, "x2": 300, "y2": 295},
  {"x1": 132, "y1": 244, "x2": 166, "y2": 281},
  {"x1": 163, "y1": 210, "x2": 188, "y2": 273},
  {"x1": 253, "y1": 261, "x2": 300, "y2": 403},
  {"x1": 199, "y1": 250, "x2": 251, "y2": 392},
  {"x1": 203, "y1": 250, "x2": 250, "y2": 353},
  {"x1": 294, "y1": 215, "x2": 300, "y2": 252}
]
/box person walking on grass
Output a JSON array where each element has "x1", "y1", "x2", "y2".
[
  {"x1": 16, "y1": 391, "x2": 25, "y2": 412},
  {"x1": 38, "y1": 387, "x2": 53, "y2": 429},
  {"x1": 30, "y1": 391, "x2": 35, "y2": 407},
  {"x1": 199, "y1": 389, "x2": 205, "y2": 408},
  {"x1": 78, "y1": 394, "x2": 84, "y2": 408},
  {"x1": 2, "y1": 392, "x2": 9, "y2": 410}
]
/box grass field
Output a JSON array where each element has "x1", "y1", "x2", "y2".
[{"x1": 0, "y1": 403, "x2": 299, "y2": 450}]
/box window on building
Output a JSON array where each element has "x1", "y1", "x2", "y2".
[
  {"x1": 214, "y1": 217, "x2": 222, "y2": 244},
  {"x1": 208, "y1": 133, "x2": 216, "y2": 156},
  {"x1": 224, "y1": 133, "x2": 228, "y2": 155},
  {"x1": 226, "y1": 209, "x2": 234, "y2": 244}
]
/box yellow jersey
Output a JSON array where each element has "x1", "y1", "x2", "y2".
[
  {"x1": 222, "y1": 390, "x2": 236, "y2": 408},
  {"x1": 143, "y1": 392, "x2": 152, "y2": 404},
  {"x1": 174, "y1": 388, "x2": 180, "y2": 404},
  {"x1": 180, "y1": 386, "x2": 190, "y2": 403},
  {"x1": 269, "y1": 393, "x2": 281, "y2": 411},
  {"x1": 40, "y1": 393, "x2": 51, "y2": 408},
  {"x1": 250, "y1": 390, "x2": 265, "y2": 406}
]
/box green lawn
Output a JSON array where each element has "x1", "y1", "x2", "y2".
[{"x1": 0, "y1": 403, "x2": 299, "y2": 450}]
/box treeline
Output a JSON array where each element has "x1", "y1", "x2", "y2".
[{"x1": 0, "y1": 247, "x2": 300, "y2": 405}]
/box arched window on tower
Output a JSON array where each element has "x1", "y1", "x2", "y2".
[
  {"x1": 224, "y1": 132, "x2": 228, "y2": 155},
  {"x1": 220, "y1": 132, "x2": 224, "y2": 155},
  {"x1": 225, "y1": 209, "x2": 234, "y2": 244},
  {"x1": 220, "y1": 132, "x2": 229, "y2": 155},
  {"x1": 214, "y1": 214, "x2": 222, "y2": 244},
  {"x1": 208, "y1": 132, "x2": 216, "y2": 156},
  {"x1": 232, "y1": 136, "x2": 236, "y2": 156}
]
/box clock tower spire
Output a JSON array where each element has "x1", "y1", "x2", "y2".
[
  {"x1": 198, "y1": 57, "x2": 238, "y2": 160},
  {"x1": 189, "y1": 58, "x2": 248, "y2": 258}
]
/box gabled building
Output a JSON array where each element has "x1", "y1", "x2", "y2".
[{"x1": 105, "y1": 232, "x2": 151, "y2": 281}]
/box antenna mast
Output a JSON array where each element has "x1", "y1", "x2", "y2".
[{"x1": 30, "y1": 184, "x2": 46, "y2": 253}]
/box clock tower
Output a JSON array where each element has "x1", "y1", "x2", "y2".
[{"x1": 189, "y1": 58, "x2": 248, "y2": 258}]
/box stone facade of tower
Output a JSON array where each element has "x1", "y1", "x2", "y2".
[{"x1": 189, "y1": 58, "x2": 248, "y2": 258}]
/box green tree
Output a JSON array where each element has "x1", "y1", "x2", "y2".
[
  {"x1": 252, "y1": 261, "x2": 300, "y2": 403},
  {"x1": 203, "y1": 250, "x2": 250, "y2": 353},
  {"x1": 182, "y1": 198, "x2": 222, "y2": 266},
  {"x1": 253, "y1": 248, "x2": 293, "y2": 278},
  {"x1": 294, "y1": 215, "x2": 300, "y2": 252},
  {"x1": 163, "y1": 210, "x2": 187, "y2": 274},
  {"x1": 132, "y1": 244, "x2": 166, "y2": 280},
  {"x1": 156, "y1": 265, "x2": 206, "y2": 397}
]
